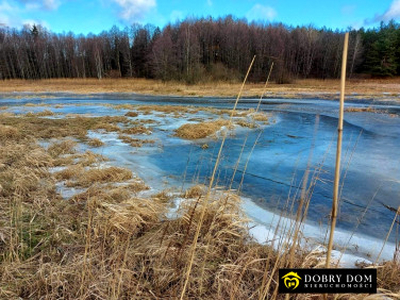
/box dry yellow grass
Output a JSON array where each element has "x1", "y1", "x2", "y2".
[
  {"x1": 183, "y1": 184, "x2": 207, "y2": 198},
  {"x1": 236, "y1": 119, "x2": 258, "y2": 128},
  {"x1": 1, "y1": 95, "x2": 399, "y2": 300},
  {"x1": 87, "y1": 138, "x2": 105, "y2": 147},
  {"x1": 118, "y1": 134, "x2": 155, "y2": 147},
  {"x1": 1, "y1": 77, "x2": 399, "y2": 98},
  {"x1": 175, "y1": 120, "x2": 230, "y2": 139},
  {"x1": 344, "y1": 106, "x2": 378, "y2": 113},
  {"x1": 122, "y1": 125, "x2": 151, "y2": 135},
  {"x1": 0, "y1": 114, "x2": 129, "y2": 139},
  {"x1": 251, "y1": 112, "x2": 269, "y2": 122},
  {"x1": 63, "y1": 166, "x2": 133, "y2": 187},
  {"x1": 0, "y1": 125, "x2": 20, "y2": 141},
  {"x1": 47, "y1": 139, "x2": 77, "y2": 157},
  {"x1": 124, "y1": 111, "x2": 139, "y2": 117},
  {"x1": 54, "y1": 164, "x2": 84, "y2": 181}
]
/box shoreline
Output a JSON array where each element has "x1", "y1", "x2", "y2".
[
  {"x1": 0, "y1": 78, "x2": 399, "y2": 101},
  {"x1": 1, "y1": 91, "x2": 400, "y2": 103}
]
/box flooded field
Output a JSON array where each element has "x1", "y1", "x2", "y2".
[{"x1": 1, "y1": 94, "x2": 399, "y2": 263}]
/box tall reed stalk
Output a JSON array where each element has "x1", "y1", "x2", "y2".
[
  {"x1": 256, "y1": 62, "x2": 274, "y2": 113},
  {"x1": 326, "y1": 32, "x2": 349, "y2": 268},
  {"x1": 179, "y1": 56, "x2": 256, "y2": 300},
  {"x1": 198, "y1": 63, "x2": 274, "y2": 295},
  {"x1": 375, "y1": 206, "x2": 400, "y2": 263}
]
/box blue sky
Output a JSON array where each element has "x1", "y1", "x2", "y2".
[{"x1": 0, "y1": 0, "x2": 399, "y2": 34}]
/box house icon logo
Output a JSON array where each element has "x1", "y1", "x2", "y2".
[{"x1": 281, "y1": 272, "x2": 302, "y2": 290}]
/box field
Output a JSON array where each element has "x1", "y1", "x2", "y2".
[
  {"x1": 0, "y1": 83, "x2": 400, "y2": 299},
  {"x1": 1, "y1": 77, "x2": 400, "y2": 99}
]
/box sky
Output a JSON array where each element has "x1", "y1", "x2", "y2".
[{"x1": 0, "y1": 0, "x2": 399, "y2": 34}]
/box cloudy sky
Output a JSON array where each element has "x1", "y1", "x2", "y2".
[{"x1": 0, "y1": 0, "x2": 399, "y2": 34}]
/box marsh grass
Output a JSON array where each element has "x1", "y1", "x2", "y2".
[
  {"x1": 125, "y1": 111, "x2": 139, "y2": 117},
  {"x1": 237, "y1": 119, "x2": 259, "y2": 128},
  {"x1": 122, "y1": 125, "x2": 151, "y2": 135},
  {"x1": 35, "y1": 109, "x2": 56, "y2": 117},
  {"x1": 0, "y1": 114, "x2": 129, "y2": 141},
  {"x1": 0, "y1": 95, "x2": 399, "y2": 299},
  {"x1": 52, "y1": 149, "x2": 104, "y2": 167},
  {"x1": 344, "y1": 106, "x2": 378, "y2": 113},
  {"x1": 251, "y1": 112, "x2": 270, "y2": 122},
  {"x1": 61, "y1": 166, "x2": 133, "y2": 187},
  {"x1": 136, "y1": 104, "x2": 200, "y2": 114},
  {"x1": 0, "y1": 137, "x2": 281, "y2": 299},
  {"x1": 87, "y1": 138, "x2": 105, "y2": 147},
  {"x1": 0, "y1": 125, "x2": 20, "y2": 141},
  {"x1": 118, "y1": 134, "x2": 155, "y2": 147},
  {"x1": 2, "y1": 78, "x2": 399, "y2": 99},
  {"x1": 175, "y1": 120, "x2": 231, "y2": 139},
  {"x1": 47, "y1": 139, "x2": 77, "y2": 157}
]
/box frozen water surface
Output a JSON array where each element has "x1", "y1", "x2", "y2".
[{"x1": 1, "y1": 94, "x2": 399, "y2": 264}]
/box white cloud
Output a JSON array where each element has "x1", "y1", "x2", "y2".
[
  {"x1": 380, "y1": 0, "x2": 400, "y2": 21},
  {"x1": 246, "y1": 4, "x2": 277, "y2": 22},
  {"x1": 0, "y1": 0, "x2": 50, "y2": 28},
  {"x1": 22, "y1": 19, "x2": 50, "y2": 29},
  {"x1": 0, "y1": 1, "x2": 19, "y2": 27},
  {"x1": 112, "y1": 0, "x2": 156, "y2": 22},
  {"x1": 17, "y1": 0, "x2": 61, "y2": 11},
  {"x1": 365, "y1": 0, "x2": 400, "y2": 24},
  {"x1": 207, "y1": 0, "x2": 212, "y2": 7},
  {"x1": 43, "y1": 0, "x2": 60, "y2": 10}
]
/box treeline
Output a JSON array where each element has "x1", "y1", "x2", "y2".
[{"x1": 0, "y1": 17, "x2": 399, "y2": 83}]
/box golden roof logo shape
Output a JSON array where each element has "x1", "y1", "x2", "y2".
[{"x1": 281, "y1": 271, "x2": 302, "y2": 290}]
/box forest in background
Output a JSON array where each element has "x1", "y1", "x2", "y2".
[{"x1": 0, "y1": 16, "x2": 399, "y2": 83}]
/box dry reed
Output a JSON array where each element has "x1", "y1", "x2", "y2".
[{"x1": 326, "y1": 32, "x2": 349, "y2": 268}]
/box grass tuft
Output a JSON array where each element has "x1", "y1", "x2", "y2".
[
  {"x1": 125, "y1": 111, "x2": 139, "y2": 117},
  {"x1": 48, "y1": 140, "x2": 77, "y2": 158},
  {"x1": 345, "y1": 106, "x2": 377, "y2": 113},
  {"x1": 66, "y1": 166, "x2": 133, "y2": 187},
  {"x1": 175, "y1": 120, "x2": 230, "y2": 139},
  {"x1": 87, "y1": 138, "x2": 104, "y2": 147}
]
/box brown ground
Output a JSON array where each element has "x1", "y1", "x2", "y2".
[{"x1": 1, "y1": 78, "x2": 399, "y2": 99}]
